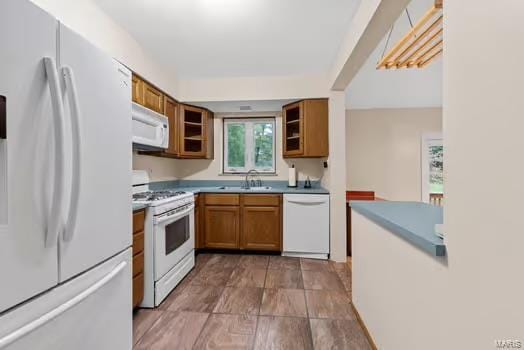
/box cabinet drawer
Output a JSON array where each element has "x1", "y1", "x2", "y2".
[
  {"x1": 133, "y1": 210, "x2": 145, "y2": 233},
  {"x1": 242, "y1": 194, "x2": 281, "y2": 207},
  {"x1": 133, "y1": 231, "x2": 144, "y2": 256},
  {"x1": 204, "y1": 194, "x2": 240, "y2": 206},
  {"x1": 132, "y1": 273, "x2": 144, "y2": 308},
  {"x1": 133, "y1": 251, "x2": 144, "y2": 277}
]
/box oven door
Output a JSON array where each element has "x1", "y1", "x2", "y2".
[{"x1": 153, "y1": 204, "x2": 194, "y2": 281}]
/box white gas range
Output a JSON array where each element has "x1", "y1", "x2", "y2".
[{"x1": 132, "y1": 171, "x2": 195, "y2": 308}]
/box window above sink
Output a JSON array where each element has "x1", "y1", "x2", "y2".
[{"x1": 223, "y1": 118, "x2": 276, "y2": 174}]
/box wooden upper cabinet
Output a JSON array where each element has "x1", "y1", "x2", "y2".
[
  {"x1": 283, "y1": 101, "x2": 304, "y2": 156},
  {"x1": 164, "y1": 96, "x2": 179, "y2": 156},
  {"x1": 204, "y1": 206, "x2": 240, "y2": 249},
  {"x1": 131, "y1": 72, "x2": 214, "y2": 160},
  {"x1": 179, "y1": 104, "x2": 214, "y2": 159},
  {"x1": 132, "y1": 74, "x2": 144, "y2": 105},
  {"x1": 131, "y1": 73, "x2": 164, "y2": 115},
  {"x1": 142, "y1": 81, "x2": 164, "y2": 114},
  {"x1": 283, "y1": 98, "x2": 328, "y2": 158}
]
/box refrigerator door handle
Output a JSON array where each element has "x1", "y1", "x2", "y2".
[
  {"x1": 61, "y1": 66, "x2": 82, "y2": 242},
  {"x1": 0, "y1": 261, "x2": 127, "y2": 349},
  {"x1": 43, "y1": 57, "x2": 66, "y2": 247}
]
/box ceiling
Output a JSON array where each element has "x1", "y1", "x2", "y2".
[
  {"x1": 346, "y1": 0, "x2": 442, "y2": 109},
  {"x1": 94, "y1": 0, "x2": 361, "y2": 79}
]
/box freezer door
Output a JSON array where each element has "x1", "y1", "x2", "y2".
[
  {"x1": 0, "y1": 249, "x2": 132, "y2": 350},
  {"x1": 0, "y1": 0, "x2": 60, "y2": 313},
  {"x1": 58, "y1": 24, "x2": 133, "y2": 281}
]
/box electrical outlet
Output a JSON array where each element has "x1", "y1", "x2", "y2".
[{"x1": 323, "y1": 161, "x2": 328, "y2": 168}]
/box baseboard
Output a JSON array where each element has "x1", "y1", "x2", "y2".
[{"x1": 351, "y1": 302, "x2": 378, "y2": 350}]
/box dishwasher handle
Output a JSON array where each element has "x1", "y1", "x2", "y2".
[{"x1": 285, "y1": 199, "x2": 328, "y2": 205}]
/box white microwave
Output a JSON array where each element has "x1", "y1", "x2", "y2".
[{"x1": 132, "y1": 102, "x2": 169, "y2": 149}]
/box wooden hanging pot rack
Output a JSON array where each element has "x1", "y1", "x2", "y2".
[{"x1": 377, "y1": 0, "x2": 443, "y2": 69}]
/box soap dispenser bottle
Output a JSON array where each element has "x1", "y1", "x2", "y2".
[{"x1": 304, "y1": 176, "x2": 312, "y2": 189}]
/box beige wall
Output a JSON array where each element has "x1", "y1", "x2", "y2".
[
  {"x1": 346, "y1": 107, "x2": 442, "y2": 200},
  {"x1": 133, "y1": 112, "x2": 326, "y2": 182},
  {"x1": 443, "y1": 0, "x2": 524, "y2": 346}
]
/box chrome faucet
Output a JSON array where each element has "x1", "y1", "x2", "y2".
[{"x1": 243, "y1": 169, "x2": 262, "y2": 189}]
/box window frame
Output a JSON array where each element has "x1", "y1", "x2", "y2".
[
  {"x1": 421, "y1": 132, "x2": 444, "y2": 203},
  {"x1": 222, "y1": 117, "x2": 276, "y2": 174}
]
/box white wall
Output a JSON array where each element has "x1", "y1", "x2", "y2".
[
  {"x1": 443, "y1": 0, "x2": 524, "y2": 347},
  {"x1": 133, "y1": 112, "x2": 326, "y2": 182},
  {"x1": 30, "y1": 0, "x2": 179, "y2": 97},
  {"x1": 330, "y1": 0, "x2": 410, "y2": 90},
  {"x1": 352, "y1": 211, "x2": 448, "y2": 350},
  {"x1": 346, "y1": 108, "x2": 442, "y2": 200},
  {"x1": 178, "y1": 75, "x2": 330, "y2": 102},
  {"x1": 352, "y1": 1, "x2": 524, "y2": 348},
  {"x1": 345, "y1": 0, "x2": 442, "y2": 110}
]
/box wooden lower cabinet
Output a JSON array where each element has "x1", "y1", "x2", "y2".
[
  {"x1": 204, "y1": 206, "x2": 240, "y2": 249},
  {"x1": 132, "y1": 209, "x2": 145, "y2": 309},
  {"x1": 241, "y1": 206, "x2": 281, "y2": 251},
  {"x1": 201, "y1": 194, "x2": 282, "y2": 252}
]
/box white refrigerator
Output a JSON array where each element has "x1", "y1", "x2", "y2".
[{"x1": 0, "y1": 0, "x2": 133, "y2": 349}]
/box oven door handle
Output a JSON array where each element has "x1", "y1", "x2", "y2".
[{"x1": 154, "y1": 204, "x2": 194, "y2": 225}]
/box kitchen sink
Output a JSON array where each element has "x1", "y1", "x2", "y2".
[
  {"x1": 216, "y1": 186, "x2": 273, "y2": 191},
  {"x1": 248, "y1": 186, "x2": 273, "y2": 191}
]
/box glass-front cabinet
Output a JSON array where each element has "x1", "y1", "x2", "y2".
[
  {"x1": 282, "y1": 98, "x2": 328, "y2": 158},
  {"x1": 179, "y1": 104, "x2": 214, "y2": 159}
]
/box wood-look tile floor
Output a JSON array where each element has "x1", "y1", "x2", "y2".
[{"x1": 133, "y1": 254, "x2": 370, "y2": 350}]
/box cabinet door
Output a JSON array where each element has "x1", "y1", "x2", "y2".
[
  {"x1": 204, "y1": 110, "x2": 214, "y2": 159},
  {"x1": 131, "y1": 74, "x2": 144, "y2": 104},
  {"x1": 142, "y1": 82, "x2": 164, "y2": 114},
  {"x1": 303, "y1": 99, "x2": 329, "y2": 157},
  {"x1": 204, "y1": 206, "x2": 240, "y2": 249},
  {"x1": 179, "y1": 104, "x2": 206, "y2": 158},
  {"x1": 283, "y1": 101, "x2": 304, "y2": 157},
  {"x1": 241, "y1": 206, "x2": 281, "y2": 251},
  {"x1": 164, "y1": 97, "x2": 179, "y2": 156}
]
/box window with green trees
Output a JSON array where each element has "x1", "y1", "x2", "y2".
[{"x1": 223, "y1": 118, "x2": 275, "y2": 173}]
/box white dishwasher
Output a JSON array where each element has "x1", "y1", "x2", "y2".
[{"x1": 283, "y1": 194, "x2": 330, "y2": 260}]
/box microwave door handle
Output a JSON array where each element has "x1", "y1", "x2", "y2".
[
  {"x1": 61, "y1": 66, "x2": 82, "y2": 242},
  {"x1": 155, "y1": 204, "x2": 194, "y2": 225},
  {"x1": 43, "y1": 57, "x2": 66, "y2": 247}
]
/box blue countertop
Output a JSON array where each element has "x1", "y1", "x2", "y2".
[
  {"x1": 132, "y1": 203, "x2": 148, "y2": 211},
  {"x1": 350, "y1": 201, "x2": 445, "y2": 257},
  {"x1": 149, "y1": 180, "x2": 329, "y2": 195}
]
